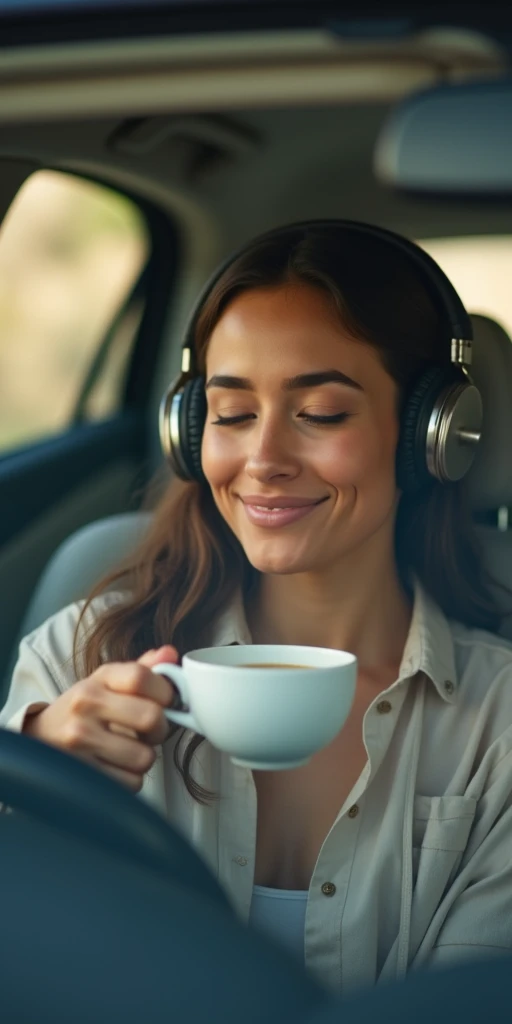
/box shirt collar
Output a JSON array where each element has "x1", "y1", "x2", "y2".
[
  {"x1": 398, "y1": 579, "x2": 458, "y2": 703},
  {"x1": 210, "y1": 578, "x2": 458, "y2": 704},
  {"x1": 211, "y1": 593, "x2": 253, "y2": 647}
]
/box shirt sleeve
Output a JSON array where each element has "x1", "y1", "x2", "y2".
[
  {"x1": 0, "y1": 636, "x2": 66, "y2": 733},
  {"x1": 0, "y1": 593, "x2": 126, "y2": 734}
]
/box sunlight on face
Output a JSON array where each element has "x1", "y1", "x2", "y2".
[{"x1": 201, "y1": 282, "x2": 400, "y2": 577}]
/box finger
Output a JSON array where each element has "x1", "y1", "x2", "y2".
[
  {"x1": 108, "y1": 715, "x2": 169, "y2": 748},
  {"x1": 108, "y1": 722, "x2": 138, "y2": 740},
  {"x1": 137, "y1": 646, "x2": 179, "y2": 669},
  {"x1": 98, "y1": 662, "x2": 175, "y2": 707},
  {"x1": 136, "y1": 647, "x2": 181, "y2": 710},
  {"x1": 99, "y1": 691, "x2": 170, "y2": 743},
  {"x1": 90, "y1": 728, "x2": 156, "y2": 775},
  {"x1": 96, "y1": 761, "x2": 145, "y2": 793}
]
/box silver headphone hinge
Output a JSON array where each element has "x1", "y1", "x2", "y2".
[
  {"x1": 181, "y1": 348, "x2": 191, "y2": 373},
  {"x1": 451, "y1": 338, "x2": 472, "y2": 367}
]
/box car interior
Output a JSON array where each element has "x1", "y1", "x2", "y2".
[
  {"x1": 2, "y1": 18, "x2": 512, "y2": 695},
  {"x1": 2, "y1": 5, "x2": 512, "y2": 1021}
]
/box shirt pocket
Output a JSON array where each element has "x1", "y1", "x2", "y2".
[{"x1": 411, "y1": 794, "x2": 477, "y2": 951}]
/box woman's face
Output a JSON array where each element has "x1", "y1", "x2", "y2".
[{"x1": 201, "y1": 282, "x2": 400, "y2": 577}]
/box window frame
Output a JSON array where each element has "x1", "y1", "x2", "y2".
[{"x1": 0, "y1": 165, "x2": 179, "y2": 458}]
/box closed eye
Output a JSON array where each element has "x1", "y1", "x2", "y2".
[
  {"x1": 300, "y1": 412, "x2": 351, "y2": 426},
  {"x1": 211, "y1": 413, "x2": 256, "y2": 426},
  {"x1": 211, "y1": 412, "x2": 350, "y2": 426}
]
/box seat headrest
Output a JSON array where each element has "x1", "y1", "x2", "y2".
[{"x1": 466, "y1": 313, "x2": 512, "y2": 511}]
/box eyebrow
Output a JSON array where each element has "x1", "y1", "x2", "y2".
[{"x1": 205, "y1": 369, "x2": 363, "y2": 392}]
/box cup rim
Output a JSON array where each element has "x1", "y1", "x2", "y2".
[{"x1": 183, "y1": 644, "x2": 357, "y2": 670}]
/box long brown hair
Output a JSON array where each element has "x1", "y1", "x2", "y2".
[{"x1": 77, "y1": 224, "x2": 502, "y2": 804}]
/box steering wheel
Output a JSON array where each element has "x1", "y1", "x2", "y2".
[
  {"x1": 0, "y1": 727, "x2": 331, "y2": 1024},
  {"x1": 0, "y1": 728, "x2": 507, "y2": 1024},
  {"x1": 0, "y1": 726, "x2": 228, "y2": 907}
]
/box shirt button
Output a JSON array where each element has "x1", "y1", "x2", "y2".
[
  {"x1": 444, "y1": 680, "x2": 455, "y2": 695},
  {"x1": 321, "y1": 882, "x2": 336, "y2": 897},
  {"x1": 376, "y1": 700, "x2": 392, "y2": 714},
  {"x1": 348, "y1": 804, "x2": 359, "y2": 818},
  {"x1": 233, "y1": 856, "x2": 247, "y2": 866}
]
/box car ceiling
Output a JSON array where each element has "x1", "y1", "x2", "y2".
[
  {"x1": 3, "y1": 2, "x2": 512, "y2": 47},
  {"x1": 0, "y1": 22, "x2": 510, "y2": 396},
  {"x1": 1, "y1": 103, "x2": 511, "y2": 251}
]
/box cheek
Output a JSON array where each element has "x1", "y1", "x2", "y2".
[
  {"x1": 201, "y1": 425, "x2": 238, "y2": 488},
  {"x1": 317, "y1": 419, "x2": 398, "y2": 489}
]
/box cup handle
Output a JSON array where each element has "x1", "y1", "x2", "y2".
[{"x1": 151, "y1": 663, "x2": 201, "y2": 732}]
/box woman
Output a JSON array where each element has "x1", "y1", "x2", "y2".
[{"x1": 2, "y1": 222, "x2": 512, "y2": 994}]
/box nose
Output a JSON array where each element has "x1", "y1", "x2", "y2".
[{"x1": 244, "y1": 418, "x2": 301, "y2": 484}]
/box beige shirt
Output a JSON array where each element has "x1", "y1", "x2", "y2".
[{"x1": 2, "y1": 583, "x2": 512, "y2": 995}]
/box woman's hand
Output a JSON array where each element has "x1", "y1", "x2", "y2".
[{"x1": 22, "y1": 645, "x2": 180, "y2": 792}]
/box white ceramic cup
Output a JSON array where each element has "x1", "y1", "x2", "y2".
[{"x1": 152, "y1": 644, "x2": 357, "y2": 770}]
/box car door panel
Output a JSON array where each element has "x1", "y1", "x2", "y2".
[
  {"x1": 0, "y1": 413, "x2": 146, "y2": 696},
  {"x1": 0, "y1": 415, "x2": 143, "y2": 547}
]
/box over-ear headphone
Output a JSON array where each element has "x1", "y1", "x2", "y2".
[{"x1": 159, "y1": 219, "x2": 483, "y2": 493}]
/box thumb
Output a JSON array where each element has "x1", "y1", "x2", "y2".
[{"x1": 137, "y1": 645, "x2": 180, "y2": 669}]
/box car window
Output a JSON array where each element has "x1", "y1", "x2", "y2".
[
  {"x1": 418, "y1": 236, "x2": 512, "y2": 338},
  {"x1": 0, "y1": 169, "x2": 149, "y2": 453}
]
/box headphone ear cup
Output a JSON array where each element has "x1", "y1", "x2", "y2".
[
  {"x1": 397, "y1": 367, "x2": 452, "y2": 493},
  {"x1": 179, "y1": 376, "x2": 207, "y2": 482}
]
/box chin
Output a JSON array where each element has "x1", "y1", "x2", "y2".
[
  {"x1": 243, "y1": 547, "x2": 312, "y2": 576},
  {"x1": 251, "y1": 561, "x2": 301, "y2": 576}
]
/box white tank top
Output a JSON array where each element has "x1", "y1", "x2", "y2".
[{"x1": 248, "y1": 884, "x2": 308, "y2": 963}]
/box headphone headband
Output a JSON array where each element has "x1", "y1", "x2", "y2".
[
  {"x1": 180, "y1": 219, "x2": 473, "y2": 374},
  {"x1": 161, "y1": 218, "x2": 482, "y2": 491}
]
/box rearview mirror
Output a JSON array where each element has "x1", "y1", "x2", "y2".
[{"x1": 374, "y1": 78, "x2": 512, "y2": 195}]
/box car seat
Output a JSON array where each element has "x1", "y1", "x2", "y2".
[
  {"x1": 17, "y1": 510, "x2": 153, "y2": 637},
  {"x1": 467, "y1": 314, "x2": 512, "y2": 638}
]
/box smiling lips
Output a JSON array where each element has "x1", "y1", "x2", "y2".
[{"x1": 240, "y1": 495, "x2": 328, "y2": 528}]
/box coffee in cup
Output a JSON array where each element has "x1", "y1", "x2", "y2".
[
  {"x1": 238, "y1": 663, "x2": 313, "y2": 669},
  {"x1": 152, "y1": 644, "x2": 357, "y2": 770}
]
